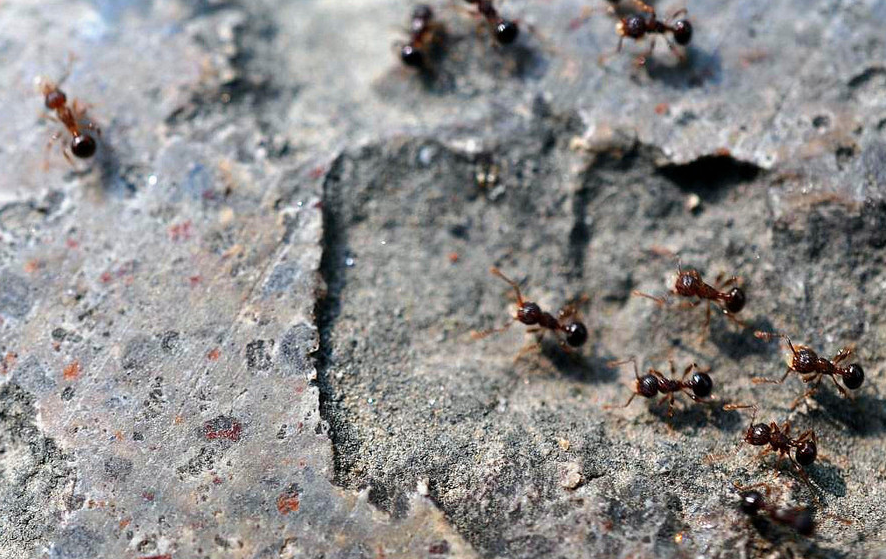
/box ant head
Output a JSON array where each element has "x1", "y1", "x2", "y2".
[
  {"x1": 71, "y1": 134, "x2": 97, "y2": 159},
  {"x1": 746, "y1": 423, "x2": 771, "y2": 446},
  {"x1": 672, "y1": 19, "x2": 693, "y2": 45},
  {"x1": 620, "y1": 15, "x2": 646, "y2": 39},
  {"x1": 795, "y1": 440, "x2": 817, "y2": 466},
  {"x1": 739, "y1": 490, "x2": 764, "y2": 515},
  {"x1": 563, "y1": 321, "x2": 588, "y2": 347},
  {"x1": 793, "y1": 347, "x2": 818, "y2": 373},
  {"x1": 44, "y1": 88, "x2": 67, "y2": 110},
  {"x1": 517, "y1": 301, "x2": 542, "y2": 325},
  {"x1": 494, "y1": 20, "x2": 519, "y2": 44},
  {"x1": 400, "y1": 44, "x2": 425, "y2": 68},
  {"x1": 637, "y1": 374, "x2": 659, "y2": 398},
  {"x1": 843, "y1": 363, "x2": 864, "y2": 389},
  {"x1": 689, "y1": 372, "x2": 713, "y2": 398},
  {"x1": 724, "y1": 287, "x2": 746, "y2": 313},
  {"x1": 674, "y1": 269, "x2": 700, "y2": 296},
  {"x1": 412, "y1": 4, "x2": 433, "y2": 21}
]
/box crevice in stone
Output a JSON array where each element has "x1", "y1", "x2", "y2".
[{"x1": 656, "y1": 154, "x2": 764, "y2": 200}]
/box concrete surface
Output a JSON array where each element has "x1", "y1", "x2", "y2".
[{"x1": 1, "y1": 0, "x2": 885, "y2": 558}]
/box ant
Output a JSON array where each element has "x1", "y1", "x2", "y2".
[
  {"x1": 735, "y1": 482, "x2": 815, "y2": 536},
  {"x1": 398, "y1": 5, "x2": 442, "y2": 68},
  {"x1": 39, "y1": 79, "x2": 99, "y2": 161},
  {"x1": 463, "y1": 0, "x2": 520, "y2": 44},
  {"x1": 634, "y1": 263, "x2": 746, "y2": 331},
  {"x1": 603, "y1": 0, "x2": 693, "y2": 66},
  {"x1": 724, "y1": 405, "x2": 819, "y2": 493},
  {"x1": 606, "y1": 357, "x2": 714, "y2": 416},
  {"x1": 472, "y1": 267, "x2": 588, "y2": 354},
  {"x1": 753, "y1": 331, "x2": 864, "y2": 408}
]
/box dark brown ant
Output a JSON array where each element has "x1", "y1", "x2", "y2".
[
  {"x1": 39, "y1": 80, "x2": 99, "y2": 161},
  {"x1": 398, "y1": 5, "x2": 442, "y2": 68},
  {"x1": 603, "y1": 0, "x2": 693, "y2": 65},
  {"x1": 724, "y1": 405, "x2": 819, "y2": 494},
  {"x1": 472, "y1": 267, "x2": 588, "y2": 354},
  {"x1": 463, "y1": 0, "x2": 519, "y2": 44},
  {"x1": 753, "y1": 331, "x2": 864, "y2": 408},
  {"x1": 634, "y1": 263, "x2": 746, "y2": 331},
  {"x1": 606, "y1": 357, "x2": 714, "y2": 416},
  {"x1": 735, "y1": 482, "x2": 815, "y2": 536}
]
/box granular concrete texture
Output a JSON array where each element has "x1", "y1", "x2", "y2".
[{"x1": 1, "y1": 0, "x2": 885, "y2": 558}]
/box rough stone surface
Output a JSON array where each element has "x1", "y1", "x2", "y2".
[{"x1": 1, "y1": 0, "x2": 885, "y2": 558}]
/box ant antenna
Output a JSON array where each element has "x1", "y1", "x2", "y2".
[{"x1": 490, "y1": 266, "x2": 525, "y2": 305}]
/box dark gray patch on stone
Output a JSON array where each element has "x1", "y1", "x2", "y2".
[
  {"x1": 246, "y1": 339, "x2": 273, "y2": 370},
  {"x1": 13, "y1": 355, "x2": 55, "y2": 392},
  {"x1": 0, "y1": 272, "x2": 32, "y2": 319},
  {"x1": 121, "y1": 334, "x2": 162, "y2": 372},
  {"x1": 279, "y1": 323, "x2": 318, "y2": 375},
  {"x1": 104, "y1": 456, "x2": 134, "y2": 481}
]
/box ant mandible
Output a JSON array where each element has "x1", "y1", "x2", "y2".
[
  {"x1": 735, "y1": 482, "x2": 815, "y2": 536},
  {"x1": 463, "y1": 0, "x2": 520, "y2": 44},
  {"x1": 604, "y1": 0, "x2": 693, "y2": 66},
  {"x1": 606, "y1": 357, "x2": 714, "y2": 416},
  {"x1": 398, "y1": 5, "x2": 442, "y2": 68},
  {"x1": 753, "y1": 331, "x2": 864, "y2": 408},
  {"x1": 724, "y1": 405, "x2": 819, "y2": 493},
  {"x1": 473, "y1": 267, "x2": 588, "y2": 354},
  {"x1": 634, "y1": 263, "x2": 747, "y2": 331},
  {"x1": 39, "y1": 79, "x2": 99, "y2": 161}
]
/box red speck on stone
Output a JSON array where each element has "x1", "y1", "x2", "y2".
[
  {"x1": 309, "y1": 166, "x2": 326, "y2": 179},
  {"x1": 204, "y1": 419, "x2": 242, "y2": 442},
  {"x1": 207, "y1": 348, "x2": 221, "y2": 361},
  {"x1": 142, "y1": 491, "x2": 155, "y2": 502},
  {"x1": 447, "y1": 252, "x2": 459, "y2": 264},
  {"x1": 312, "y1": 200, "x2": 323, "y2": 209},
  {"x1": 189, "y1": 275, "x2": 201, "y2": 286},
  {"x1": 1, "y1": 352, "x2": 17, "y2": 375},
  {"x1": 100, "y1": 271, "x2": 113, "y2": 284},
  {"x1": 297, "y1": 458, "x2": 307, "y2": 468},
  {"x1": 654, "y1": 102, "x2": 670, "y2": 115},
  {"x1": 295, "y1": 385, "x2": 305, "y2": 394},
  {"x1": 276, "y1": 491, "x2": 300, "y2": 514},
  {"x1": 212, "y1": 476, "x2": 223, "y2": 485},
  {"x1": 139, "y1": 555, "x2": 172, "y2": 559},
  {"x1": 63, "y1": 360, "x2": 81, "y2": 380},
  {"x1": 66, "y1": 239, "x2": 80, "y2": 249},
  {"x1": 428, "y1": 540, "x2": 450, "y2": 555},
  {"x1": 168, "y1": 221, "x2": 193, "y2": 242}
]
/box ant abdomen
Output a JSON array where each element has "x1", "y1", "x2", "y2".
[
  {"x1": 795, "y1": 440, "x2": 817, "y2": 466},
  {"x1": 689, "y1": 372, "x2": 713, "y2": 397},
  {"x1": 563, "y1": 321, "x2": 588, "y2": 347},
  {"x1": 723, "y1": 287, "x2": 746, "y2": 313},
  {"x1": 637, "y1": 374, "x2": 659, "y2": 398},
  {"x1": 843, "y1": 363, "x2": 864, "y2": 389},
  {"x1": 71, "y1": 134, "x2": 97, "y2": 159},
  {"x1": 494, "y1": 19, "x2": 519, "y2": 44},
  {"x1": 671, "y1": 19, "x2": 692, "y2": 45},
  {"x1": 400, "y1": 44, "x2": 424, "y2": 67}
]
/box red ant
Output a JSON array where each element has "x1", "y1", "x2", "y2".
[
  {"x1": 606, "y1": 357, "x2": 714, "y2": 416},
  {"x1": 398, "y1": 5, "x2": 443, "y2": 68},
  {"x1": 634, "y1": 263, "x2": 746, "y2": 331},
  {"x1": 603, "y1": 0, "x2": 693, "y2": 66},
  {"x1": 753, "y1": 331, "x2": 864, "y2": 408},
  {"x1": 735, "y1": 482, "x2": 815, "y2": 536},
  {"x1": 472, "y1": 267, "x2": 588, "y2": 354},
  {"x1": 39, "y1": 78, "x2": 99, "y2": 162},
  {"x1": 463, "y1": 0, "x2": 520, "y2": 44},
  {"x1": 724, "y1": 405, "x2": 819, "y2": 494}
]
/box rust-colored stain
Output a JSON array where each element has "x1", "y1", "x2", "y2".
[
  {"x1": 66, "y1": 238, "x2": 80, "y2": 249},
  {"x1": 309, "y1": 165, "x2": 326, "y2": 179},
  {"x1": 188, "y1": 275, "x2": 202, "y2": 286},
  {"x1": 63, "y1": 360, "x2": 81, "y2": 380},
  {"x1": 654, "y1": 102, "x2": 670, "y2": 115},
  {"x1": 276, "y1": 491, "x2": 300, "y2": 514},
  {"x1": 168, "y1": 220, "x2": 193, "y2": 242},
  {"x1": 114, "y1": 431, "x2": 125, "y2": 441},
  {"x1": 100, "y1": 271, "x2": 113, "y2": 284},
  {"x1": 24, "y1": 259, "x2": 42, "y2": 273},
  {"x1": 1, "y1": 352, "x2": 17, "y2": 375},
  {"x1": 173, "y1": 415, "x2": 184, "y2": 425},
  {"x1": 204, "y1": 419, "x2": 242, "y2": 441},
  {"x1": 142, "y1": 491, "x2": 155, "y2": 502},
  {"x1": 447, "y1": 252, "x2": 459, "y2": 264},
  {"x1": 119, "y1": 518, "x2": 131, "y2": 529},
  {"x1": 139, "y1": 555, "x2": 172, "y2": 559},
  {"x1": 206, "y1": 348, "x2": 221, "y2": 361}
]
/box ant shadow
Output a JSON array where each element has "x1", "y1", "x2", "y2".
[
  {"x1": 536, "y1": 342, "x2": 619, "y2": 384},
  {"x1": 647, "y1": 398, "x2": 744, "y2": 432},
  {"x1": 746, "y1": 520, "x2": 851, "y2": 559},
  {"x1": 644, "y1": 45, "x2": 722, "y2": 89},
  {"x1": 708, "y1": 316, "x2": 775, "y2": 360},
  {"x1": 808, "y1": 460, "x2": 847, "y2": 498},
  {"x1": 807, "y1": 388, "x2": 886, "y2": 437}
]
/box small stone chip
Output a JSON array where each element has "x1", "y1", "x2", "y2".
[{"x1": 559, "y1": 462, "x2": 583, "y2": 490}]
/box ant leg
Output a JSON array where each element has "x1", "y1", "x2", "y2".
[
  {"x1": 832, "y1": 346, "x2": 854, "y2": 364},
  {"x1": 608, "y1": 357, "x2": 641, "y2": 380},
  {"x1": 514, "y1": 333, "x2": 544, "y2": 362},
  {"x1": 567, "y1": 5, "x2": 614, "y2": 31},
  {"x1": 632, "y1": 290, "x2": 668, "y2": 306},
  {"x1": 724, "y1": 311, "x2": 747, "y2": 329},
  {"x1": 827, "y1": 373, "x2": 851, "y2": 398},
  {"x1": 664, "y1": 36, "x2": 686, "y2": 62},
  {"x1": 490, "y1": 267, "x2": 525, "y2": 306},
  {"x1": 752, "y1": 368, "x2": 793, "y2": 385},
  {"x1": 604, "y1": 390, "x2": 639, "y2": 410},
  {"x1": 790, "y1": 387, "x2": 819, "y2": 410},
  {"x1": 635, "y1": 36, "x2": 656, "y2": 67},
  {"x1": 629, "y1": 0, "x2": 655, "y2": 14},
  {"x1": 470, "y1": 320, "x2": 513, "y2": 340},
  {"x1": 598, "y1": 36, "x2": 624, "y2": 66}
]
